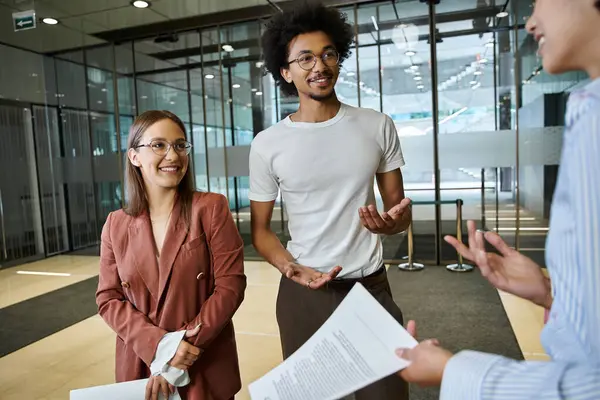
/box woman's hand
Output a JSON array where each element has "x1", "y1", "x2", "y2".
[
  {"x1": 395, "y1": 321, "x2": 452, "y2": 387},
  {"x1": 445, "y1": 221, "x2": 552, "y2": 308},
  {"x1": 168, "y1": 326, "x2": 203, "y2": 370},
  {"x1": 145, "y1": 375, "x2": 174, "y2": 400}
]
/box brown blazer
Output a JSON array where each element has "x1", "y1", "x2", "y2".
[{"x1": 96, "y1": 192, "x2": 246, "y2": 400}]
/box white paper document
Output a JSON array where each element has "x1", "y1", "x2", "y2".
[
  {"x1": 70, "y1": 379, "x2": 152, "y2": 400},
  {"x1": 248, "y1": 283, "x2": 418, "y2": 400}
]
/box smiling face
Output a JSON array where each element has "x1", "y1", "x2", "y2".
[
  {"x1": 526, "y1": 0, "x2": 600, "y2": 75},
  {"x1": 281, "y1": 31, "x2": 340, "y2": 101},
  {"x1": 127, "y1": 118, "x2": 189, "y2": 192}
]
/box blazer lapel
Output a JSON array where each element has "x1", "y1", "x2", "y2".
[
  {"x1": 157, "y1": 198, "x2": 188, "y2": 302},
  {"x1": 128, "y1": 212, "x2": 160, "y2": 302}
]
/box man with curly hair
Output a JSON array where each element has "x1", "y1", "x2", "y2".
[{"x1": 249, "y1": 2, "x2": 411, "y2": 398}]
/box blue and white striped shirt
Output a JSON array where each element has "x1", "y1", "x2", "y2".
[{"x1": 440, "y1": 78, "x2": 600, "y2": 399}]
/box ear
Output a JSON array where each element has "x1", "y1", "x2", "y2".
[
  {"x1": 280, "y1": 67, "x2": 293, "y2": 84},
  {"x1": 127, "y1": 148, "x2": 140, "y2": 167}
]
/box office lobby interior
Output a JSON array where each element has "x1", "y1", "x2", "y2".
[{"x1": 0, "y1": 0, "x2": 591, "y2": 398}]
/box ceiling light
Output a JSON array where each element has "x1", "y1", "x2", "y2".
[
  {"x1": 232, "y1": 84, "x2": 241, "y2": 89},
  {"x1": 222, "y1": 44, "x2": 234, "y2": 52},
  {"x1": 246, "y1": 103, "x2": 252, "y2": 107},
  {"x1": 42, "y1": 17, "x2": 58, "y2": 25},
  {"x1": 347, "y1": 71, "x2": 356, "y2": 77},
  {"x1": 479, "y1": 58, "x2": 489, "y2": 64},
  {"x1": 405, "y1": 50, "x2": 417, "y2": 57},
  {"x1": 474, "y1": 70, "x2": 483, "y2": 76},
  {"x1": 256, "y1": 91, "x2": 263, "y2": 96},
  {"x1": 17, "y1": 270, "x2": 71, "y2": 277},
  {"x1": 496, "y1": 11, "x2": 508, "y2": 18},
  {"x1": 170, "y1": 101, "x2": 175, "y2": 105},
  {"x1": 251, "y1": 88, "x2": 257, "y2": 92},
  {"x1": 414, "y1": 76, "x2": 422, "y2": 81},
  {"x1": 205, "y1": 74, "x2": 215, "y2": 79},
  {"x1": 417, "y1": 85, "x2": 424, "y2": 90},
  {"x1": 410, "y1": 65, "x2": 419, "y2": 71},
  {"x1": 470, "y1": 80, "x2": 477, "y2": 85},
  {"x1": 132, "y1": 0, "x2": 150, "y2": 8},
  {"x1": 486, "y1": 40, "x2": 495, "y2": 48}
]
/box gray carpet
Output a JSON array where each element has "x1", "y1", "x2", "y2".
[
  {"x1": 387, "y1": 266, "x2": 523, "y2": 400},
  {"x1": 0, "y1": 276, "x2": 99, "y2": 357}
]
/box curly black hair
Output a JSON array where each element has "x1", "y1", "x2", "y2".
[{"x1": 260, "y1": 1, "x2": 354, "y2": 96}]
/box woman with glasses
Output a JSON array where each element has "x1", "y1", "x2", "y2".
[
  {"x1": 96, "y1": 110, "x2": 246, "y2": 400},
  {"x1": 249, "y1": 3, "x2": 411, "y2": 399}
]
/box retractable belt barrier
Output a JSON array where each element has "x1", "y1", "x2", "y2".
[{"x1": 397, "y1": 199, "x2": 473, "y2": 272}]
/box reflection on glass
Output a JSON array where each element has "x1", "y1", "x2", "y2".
[{"x1": 61, "y1": 109, "x2": 98, "y2": 248}]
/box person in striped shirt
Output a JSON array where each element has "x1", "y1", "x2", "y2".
[{"x1": 395, "y1": 0, "x2": 600, "y2": 398}]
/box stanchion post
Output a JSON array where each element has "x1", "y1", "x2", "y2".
[
  {"x1": 398, "y1": 207, "x2": 424, "y2": 271},
  {"x1": 446, "y1": 199, "x2": 474, "y2": 272}
]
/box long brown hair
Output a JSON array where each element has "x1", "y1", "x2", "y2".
[{"x1": 124, "y1": 110, "x2": 195, "y2": 229}]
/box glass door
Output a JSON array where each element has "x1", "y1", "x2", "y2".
[
  {"x1": 32, "y1": 105, "x2": 70, "y2": 256},
  {"x1": 0, "y1": 102, "x2": 45, "y2": 267}
]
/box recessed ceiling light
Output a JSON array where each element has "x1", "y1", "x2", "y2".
[
  {"x1": 205, "y1": 74, "x2": 215, "y2": 79},
  {"x1": 222, "y1": 44, "x2": 234, "y2": 52},
  {"x1": 414, "y1": 76, "x2": 422, "y2": 81},
  {"x1": 132, "y1": 0, "x2": 150, "y2": 8},
  {"x1": 496, "y1": 11, "x2": 508, "y2": 18},
  {"x1": 405, "y1": 50, "x2": 417, "y2": 57},
  {"x1": 470, "y1": 80, "x2": 478, "y2": 85},
  {"x1": 251, "y1": 88, "x2": 258, "y2": 92},
  {"x1": 42, "y1": 17, "x2": 59, "y2": 25},
  {"x1": 256, "y1": 91, "x2": 263, "y2": 96},
  {"x1": 474, "y1": 70, "x2": 483, "y2": 76},
  {"x1": 170, "y1": 101, "x2": 175, "y2": 105},
  {"x1": 410, "y1": 65, "x2": 419, "y2": 71},
  {"x1": 232, "y1": 84, "x2": 241, "y2": 89}
]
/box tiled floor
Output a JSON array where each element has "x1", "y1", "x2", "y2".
[
  {"x1": 0, "y1": 256, "x2": 548, "y2": 399},
  {"x1": 0, "y1": 256, "x2": 100, "y2": 308}
]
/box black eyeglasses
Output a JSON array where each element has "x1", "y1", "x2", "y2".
[
  {"x1": 135, "y1": 139, "x2": 192, "y2": 156},
  {"x1": 287, "y1": 49, "x2": 340, "y2": 71}
]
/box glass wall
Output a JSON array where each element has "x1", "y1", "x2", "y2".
[{"x1": 0, "y1": 0, "x2": 589, "y2": 267}]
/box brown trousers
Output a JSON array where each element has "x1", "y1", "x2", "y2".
[{"x1": 276, "y1": 267, "x2": 409, "y2": 400}]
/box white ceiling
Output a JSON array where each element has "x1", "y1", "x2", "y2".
[{"x1": 0, "y1": 0, "x2": 280, "y2": 53}]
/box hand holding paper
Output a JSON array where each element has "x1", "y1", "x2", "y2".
[
  {"x1": 395, "y1": 321, "x2": 452, "y2": 387},
  {"x1": 248, "y1": 283, "x2": 418, "y2": 400}
]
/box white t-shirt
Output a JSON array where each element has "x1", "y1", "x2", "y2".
[{"x1": 248, "y1": 103, "x2": 405, "y2": 279}]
